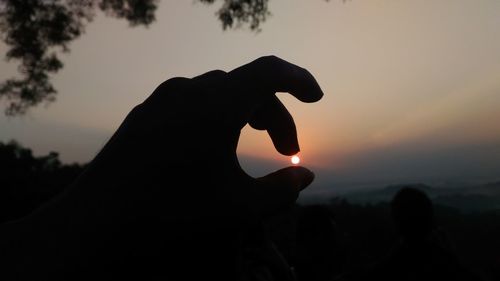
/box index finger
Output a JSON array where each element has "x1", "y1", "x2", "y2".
[{"x1": 228, "y1": 56, "x2": 324, "y2": 103}]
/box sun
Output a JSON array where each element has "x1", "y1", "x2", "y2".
[{"x1": 291, "y1": 155, "x2": 300, "y2": 165}]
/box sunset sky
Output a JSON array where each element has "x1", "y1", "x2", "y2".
[{"x1": 1, "y1": 0, "x2": 500, "y2": 190}]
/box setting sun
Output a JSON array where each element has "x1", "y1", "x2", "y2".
[{"x1": 291, "y1": 155, "x2": 300, "y2": 165}]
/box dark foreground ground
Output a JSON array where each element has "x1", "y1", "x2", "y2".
[{"x1": 1, "y1": 141, "x2": 499, "y2": 280}]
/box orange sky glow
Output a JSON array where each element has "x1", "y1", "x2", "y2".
[{"x1": 1, "y1": 0, "x2": 500, "y2": 185}]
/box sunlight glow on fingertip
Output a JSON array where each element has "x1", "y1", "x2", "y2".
[{"x1": 291, "y1": 155, "x2": 300, "y2": 165}]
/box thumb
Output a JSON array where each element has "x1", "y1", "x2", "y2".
[{"x1": 254, "y1": 166, "x2": 314, "y2": 216}]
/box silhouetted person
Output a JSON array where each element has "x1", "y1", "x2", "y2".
[
  {"x1": 392, "y1": 187, "x2": 435, "y2": 242},
  {"x1": 0, "y1": 56, "x2": 324, "y2": 280},
  {"x1": 293, "y1": 205, "x2": 347, "y2": 281},
  {"x1": 369, "y1": 187, "x2": 480, "y2": 281}
]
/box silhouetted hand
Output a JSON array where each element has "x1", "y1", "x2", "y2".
[
  {"x1": 73, "y1": 56, "x2": 323, "y2": 223},
  {"x1": 1, "y1": 56, "x2": 323, "y2": 280}
]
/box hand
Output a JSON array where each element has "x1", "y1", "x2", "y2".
[
  {"x1": 5, "y1": 56, "x2": 323, "y2": 280},
  {"x1": 83, "y1": 55, "x2": 323, "y2": 218}
]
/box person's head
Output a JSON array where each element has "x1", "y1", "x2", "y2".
[{"x1": 391, "y1": 187, "x2": 435, "y2": 241}]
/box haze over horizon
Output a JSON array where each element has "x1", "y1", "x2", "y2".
[{"x1": 1, "y1": 0, "x2": 500, "y2": 188}]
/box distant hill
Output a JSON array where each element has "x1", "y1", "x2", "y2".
[{"x1": 342, "y1": 182, "x2": 500, "y2": 212}]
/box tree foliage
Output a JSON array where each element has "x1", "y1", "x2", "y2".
[
  {"x1": 0, "y1": 0, "x2": 158, "y2": 115},
  {"x1": 0, "y1": 0, "x2": 270, "y2": 115},
  {"x1": 0, "y1": 140, "x2": 85, "y2": 222},
  {"x1": 200, "y1": 0, "x2": 270, "y2": 31}
]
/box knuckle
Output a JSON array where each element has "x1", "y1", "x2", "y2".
[
  {"x1": 143, "y1": 77, "x2": 192, "y2": 106},
  {"x1": 124, "y1": 103, "x2": 145, "y2": 123},
  {"x1": 207, "y1": 69, "x2": 227, "y2": 76},
  {"x1": 255, "y1": 55, "x2": 292, "y2": 74},
  {"x1": 192, "y1": 69, "x2": 227, "y2": 82},
  {"x1": 257, "y1": 55, "x2": 281, "y2": 65},
  {"x1": 156, "y1": 77, "x2": 191, "y2": 92},
  {"x1": 131, "y1": 104, "x2": 143, "y2": 113}
]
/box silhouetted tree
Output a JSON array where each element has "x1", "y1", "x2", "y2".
[
  {"x1": 0, "y1": 140, "x2": 85, "y2": 222},
  {"x1": 0, "y1": 0, "x2": 273, "y2": 115},
  {"x1": 0, "y1": 0, "x2": 158, "y2": 115},
  {"x1": 199, "y1": 0, "x2": 270, "y2": 31}
]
